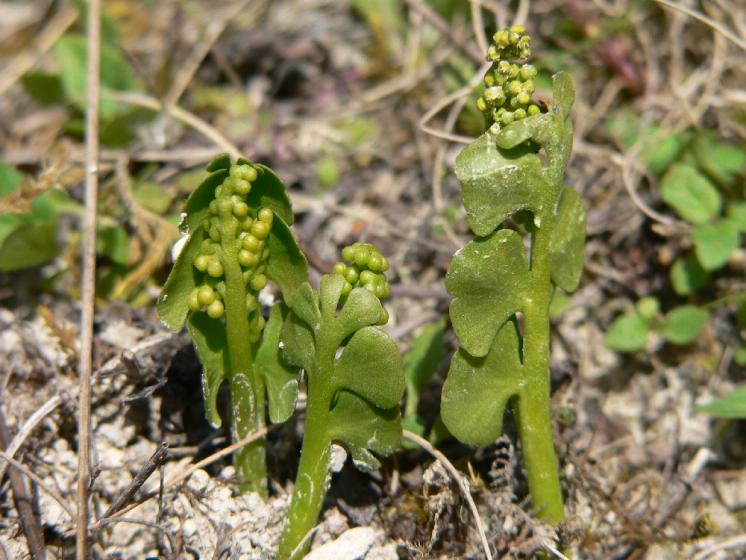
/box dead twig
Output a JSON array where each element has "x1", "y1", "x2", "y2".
[
  {"x1": 0, "y1": 406, "x2": 46, "y2": 559},
  {"x1": 77, "y1": 0, "x2": 102, "y2": 556},
  {"x1": 102, "y1": 443, "x2": 170, "y2": 519},
  {"x1": 653, "y1": 0, "x2": 746, "y2": 51},
  {"x1": 403, "y1": 0, "x2": 484, "y2": 63},
  {"x1": 0, "y1": 450, "x2": 76, "y2": 520}
]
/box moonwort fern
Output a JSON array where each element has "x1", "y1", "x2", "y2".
[{"x1": 441, "y1": 26, "x2": 585, "y2": 523}]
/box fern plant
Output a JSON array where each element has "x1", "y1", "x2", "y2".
[
  {"x1": 277, "y1": 243, "x2": 404, "y2": 559},
  {"x1": 440, "y1": 26, "x2": 585, "y2": 523},
  {"x1": 157, "y1": 154, "x2": 308, "y2": 496}
]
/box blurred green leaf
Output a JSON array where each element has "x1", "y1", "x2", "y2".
[
  {"x1": 316, "y1": 155, "x2": 340, "y2": 188},
  {"x1": 692, "y1": 220, "x2": 739, "y2": 271},
  {"x1": 54, "y1": 33, "x2": 138, "y2": 119},
  {"x1": 660, "y1": 164, "x2": 721, "y2": 225},
  {"x1": 0, "y1": 221, "x2": 59, "y2": 272},
  {"x1": 670, "y1": 255, "x2": 710, "y2": 296},
  {"x1": 658, "y1": 305, "x2": 708, "y2": 345},
  {"x1": 605, "y1": 114, "x2": 685, "y2": 175},
  {"x1": 97, "y1": 224, "x2": 129, "y2": 265},
  {"x1": 549, "y1": 289, "x2": 571, "y2": 318},
  {"x1": 0, "y1": 160, "x2": 24, "y2": 197},
  {"x1": 133, "y1": 182, "x2": 172, "y2": 214},
  {"x1": 20, "y1": 72, "x2": 65, "y2": 105},
  {"x1": 727, "y1": 202, "x2": 746, "y2": 232},
  {"x1": 696, "y1": 385, "x2": 746, "y2": 418},
  {"x1": 604, "y1": 312, "x2": 648, "y2": 352},
  {"x1": 693, "y1": 132, "x2": 745, "y2": 186},
  {"x1": 636, "y1": 297, "x2": 660, "y2": 322}
]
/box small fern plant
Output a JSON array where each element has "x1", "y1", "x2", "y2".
[
  {"x1": 157, "y1": 154, "x2": 308, "y2": 496},
  {"x1": 440, "y1": 26, "x2": 585, "y2": 523},
  {"x1": 277, "y1": 243, "x2": 403, "y2": 559}
]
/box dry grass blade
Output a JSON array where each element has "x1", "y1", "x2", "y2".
[
  {"x1": 76, "y1": 0, "x2": 102, "y2": 556},
  {"x1": 402, "y1": 429, "x2": 493, "y2": 560},
  {"x1": 653, "y1": 0, "x2": 746, "y2": 51}
]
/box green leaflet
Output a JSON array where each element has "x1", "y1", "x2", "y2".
[
  {"x1": 256, "y1": 305, "x2": 300, "y2": 423},
  {"x1": 660, "y1": 164, "x2": 721, "y2": 225},
  {"x1": 441, "y1": 320, "x2": 523, "y2": 445},
  {"x1": 187, "y1": 312, "x2": 229, "y2": 428},
  {"x1": 266, "y1": 216, "x2": 309, "y2": 303},
  {"x1": 327, "y1": 390, "x2": 401, "y2": 472},
  {"x1": 455, "y1": 132, "x2": 545, "y2": 237},
  {"x1": 446, "y1": 229, "x2": 529, "y2": 357},
  {"x1": 549, "y1": 187, "x2": 587, "y2": 292},
  {"x1": 696, "y1": 385, "x2": 746, "y2": 418},
  {"x1": 551, "y1": 71, "x2": 575, "y2": 122},
  {"x1": 333, "y1": 326, "x2": 404, "y2": 409},
  {"x1": 157, "y1": 223, "x2": 205, "y2": 330},
  {"x1": 282, "y1": 272, "x2": 404, "y2": 463}
]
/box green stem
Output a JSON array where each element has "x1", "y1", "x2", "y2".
[
  {"x1": 516, "y1": 206, "x2": 564, "y2": 523},
  {"x1": 277, "y1": 333, "x2": 335, "y2": 559},
  {"x1": 220, "y1": 210, "x2": 267, "y2": 497}
]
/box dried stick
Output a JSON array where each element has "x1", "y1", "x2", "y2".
[
  {"x1": 402, "y1": 429, "x2": 493, "y2": 560},
  {"x1": 77, "y1": 0, "x2": 102, "y2": 556},
  {"x1": 0, "y1": 393, "x2": 65, "y2": 483},
  {"x1": 0, "y1": 451, "x2": 76, "y2": 520},
  {"x1": 0, "y1": 406, "x2": 46, "y2": 559},
  {"x1": 102, "y1": 443, "x2": 170, "y2": 519}
]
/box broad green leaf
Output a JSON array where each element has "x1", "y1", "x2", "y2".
[
  {"x1": 645, "y1": 132, "x2": 685, "y2": 176},
  {"x1": 604, "y1": 312, "x2": 648, "y2": 352},
  {"x1": 670, "y1": 255, "x2": 710, "y2": 295},
  {"x1": 441, "y1": 320, "x2": 523, "y2": 445},
  {"x1": 99, "y1": 106, "x2": 156, "y2": 147},
  {"x1": 549, "y1": 289, "x2": 571, "y2": 318},
  {"x1": 549, "y1": 187, "x2": 586, "y2": 292},
  {"x1": 327, "y1": 390, "x2": 401, "y2": 471},
  {"x1": 695, "y1": 385, "x2": 746, "y2": 418},
  {"x1": 182, "y1": 169, "x2": 229, "y2": 233},
  {"x1": 157, "y1": 226, "x2": 205, "y2": 330},
  {"x1": 727, "y1": 202, "x2": 746, "y2": 232},
  {"x1": 256, "y1": 305, "x2": 299, "y2": 423},
  {"x1": 446, "y1": 229, "x2": 529, "y2": 357},
  {"x1": 187, "y1": 313, "x2": 229, "y2": 427},
  {"x1": 660, "y1": 164, "x2": 721, "y2": 225},
  {"x1": 455, "y1": 132, "x2": 545, "y2": 237},
  {"x1": 54, "y1": 34, "x2": 138, "y2": 119},
  {"x1": 0, "y1": 160, "x2": 24, "y2": 197},
  {"x1": 266, "y1": 216, "x2": 308, "y2": 302},
  {"x1": 0, "y1": 221, "x2": 59, "y2": 271},
  {"x1": 692, "y1": 220, "x2": 739, "y2": 271},
  {"x1": 552, "y1": 71, "x2": 575, "y2": 121},
  {"x1": 336, "y1": 287, "x2": 386, "y2": 340},
  {"x1": 333, "y1": 326, "x2": 404, "y2": 409},
  {"x1": 247, "y1": 164, "x2": 294, "y2": 226},
  {"x1": 658, "y1": 305, "x2": 708, "y2": 345}
]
